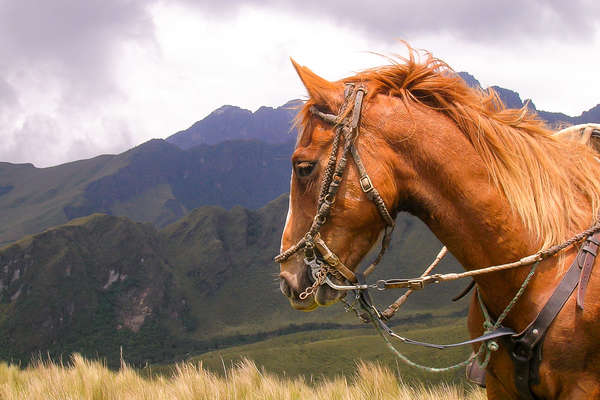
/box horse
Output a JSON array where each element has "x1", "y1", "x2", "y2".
[{"x1": 276, "y1": 48, "x2": 600, "y2": 399}]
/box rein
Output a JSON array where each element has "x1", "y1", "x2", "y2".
[{"x1": 274, "y1": 81, "x2": 600, "y2": 382}]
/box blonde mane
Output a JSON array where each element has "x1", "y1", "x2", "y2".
[{"x1": 300, "y1": 49, "x2": 600, "y2": 249}]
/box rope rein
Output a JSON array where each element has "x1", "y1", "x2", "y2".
[{"x1": 342, "y1": 217, "x2": 600, "y2": 322}]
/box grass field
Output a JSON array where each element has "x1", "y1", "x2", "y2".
[
  {"x1": 187, "y1": 316, "x2": 474, "y2": 385},
  {"x1": 0, "y1": 354, "x2": 486, "y2": 400}
]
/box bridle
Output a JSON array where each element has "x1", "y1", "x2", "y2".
[{"x1": 274, "y1": 82, "x2": 396, "y2": 299}]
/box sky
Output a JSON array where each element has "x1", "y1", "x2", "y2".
[{"x1": 1, "y1": 1, "x2": 599, "y2": 167}]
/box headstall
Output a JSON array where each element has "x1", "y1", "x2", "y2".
[{"x1": 274, "y1": 82, "x2": 396, "y2": 299}]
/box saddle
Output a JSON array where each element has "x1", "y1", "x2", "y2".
[{"x1": 554, "y1": 123, "x2": 600, "y2": 152}]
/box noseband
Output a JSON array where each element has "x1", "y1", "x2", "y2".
[{"x1": 274, "y1": 83, "x2": 396, "y2": 298}]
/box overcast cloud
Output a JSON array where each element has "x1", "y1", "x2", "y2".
[
  {"x1": 0, "y1": 0, "x2": 153, "y2": 166},
  {"x1": 192, "y1": 0, "x2": 600, "y2": 43},
  {"x1": 0, "y1": 0, "x2": 599, "y2": 167}
]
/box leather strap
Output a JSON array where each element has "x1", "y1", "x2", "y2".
[
  {"x1": 509, "y1": 234, "x2": 596, "y2": 399},
  {"x1": 314, "y1": 235, "x2": 357, "y2": 282},
  {"x1": 577, "y1": 231, "x2": 600, "y2": 309},
  {"x1": 452, "y1": 279, "x2": 476, "y2": 302}
]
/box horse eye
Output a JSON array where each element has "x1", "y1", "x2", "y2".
[{"x1": 295, "y1": 161, "x2": 317, "y2": 178}]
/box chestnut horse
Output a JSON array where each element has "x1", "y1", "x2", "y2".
[{"x1": 277, "y1": 50, "x2": 600, "y2": 399}]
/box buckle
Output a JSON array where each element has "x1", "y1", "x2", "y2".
[
  {"x1": 360, "y1": 176, "x2": 373, "y2": 192},
  {"x1": 407, "y1": 279, "x2": 425, "y2": 290}
]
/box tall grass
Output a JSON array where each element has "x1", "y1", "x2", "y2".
[{"x1": 0, "y1": 354, "x2": 485, "y2": 400}]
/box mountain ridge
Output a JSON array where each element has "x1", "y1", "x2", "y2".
[
  {"x1": 0, "y1": 138, "x2": 294, "y2": 245},
  {"x1": 166, "y1": 99, "x2": 301, "y2": 149}
]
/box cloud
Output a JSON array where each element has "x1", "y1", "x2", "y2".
[
  {"x1": 0, "y1": 112, "x2": 136, "y2": 168},
  {"x1": 0, "y1": 0, "x2": 155, "y2": 103},
  {"x1": 0, "y1": 78, "x2": 18, "y2": 109},
  {"x1": 0, "y1": 0, "x2": 598, "y2": 167},
  {"x1": 0, "y1": 0, "x2": 154, "y2": 166},
  {"x1": 188, "y1": 0, "x2": 600, "y2": 44}
]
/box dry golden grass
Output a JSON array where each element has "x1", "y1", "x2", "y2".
[{"x1": 0, "y1": 354, "x2": 486, "y2": 400}]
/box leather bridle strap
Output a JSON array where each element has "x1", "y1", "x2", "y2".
[
  {"x1": 275, "y1": 83, "x2": 395, "y2": 286},
  {"x1": 350, "y1": 145, "x2": 395, "y2": 226},
  {"x1": 313, "y1": 234, "x2": 357, "y2": 282}
]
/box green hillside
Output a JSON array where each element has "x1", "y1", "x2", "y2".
[
  {"x1": 0, "y1": 139, "x2": 294, "y2": 246},
  {"x1": 0, "y1": 155, "x2": 128, "y2": 245},
  {"x1": 0, "y1": 195, "x2": 470, "y2": 368},
  {"x1": 192, "y1": 317, "x2": 470, "y2": 385},
  {"x1": 161, "y1": 194, "x2": 467, "y2": 341}
]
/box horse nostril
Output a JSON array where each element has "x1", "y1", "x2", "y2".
[{"x1": 280, "y1": 277, "x2": 292, "y2": 297}]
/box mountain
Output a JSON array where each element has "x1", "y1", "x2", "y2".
[
  {"x1": 169, "y1": 77, "x2": 599, "y2": 153},
  {"x1": 457, "y1": 72, "x2": 481, "y2": 89},
  {"x1": 2, "y1": 85, "x2": 598, "y2": 247},
  {"x1": 166, "y1": 100, "x2": 301, "y2": 149},
  {"x1": 0, "y1": 213, "x2": 188, "y2": 366},
  {"x1": 0, "y1": 139, "x2": 294, "y2": 246},
  {"x1": 0, "y1": 195, "x2": 465, "y2": 367},
  {"x1": 457, "y1": 72, "x2": 600, "y2": 127}
]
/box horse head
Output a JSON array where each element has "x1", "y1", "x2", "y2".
[{"x1": 277, "y1": 60, "x2": 406, "y2": 310}]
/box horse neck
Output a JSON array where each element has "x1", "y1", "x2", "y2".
[{"x1": 389, "y1": 108, "x2": 551, "y2": 314}]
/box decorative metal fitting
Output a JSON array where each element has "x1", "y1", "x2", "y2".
[
  {"x1": 487, "y1": 341, "x2": 499, "y2": 352},
  {"x1": 360, "y1": 176, "x2": 374, "y2": 192},
  {"x1": 407, "y1": 280, "x2": 425, "y2": 290}
]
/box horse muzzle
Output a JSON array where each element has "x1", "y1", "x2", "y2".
[{"x1": 279, "y1": 264, "x2": 344, "y2": 310}]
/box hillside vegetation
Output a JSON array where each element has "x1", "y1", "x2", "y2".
[
  {"x1": 191, "y1": 317, "x2": 473, "y2": 385},
  {"x1": 0, "y1": 354, "x2": 485, "y2": 400},
  {"x1": 0, "y1": 194, "x2": 468, "y2": 368},
  {"x1": 0, "y1": 139, "x2": 294, "y2": 245}
]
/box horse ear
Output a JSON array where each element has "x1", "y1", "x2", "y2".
[{"x1": 290, "y1": 58, "x2": 344, "y2": 112}]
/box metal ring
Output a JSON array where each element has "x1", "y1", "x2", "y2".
[
  {"x1": 376, "y1": 280, "x2": 387, "y2": 291},
  {"x1": 324, "y1": 193, "x2": 335, "y2": 204}
]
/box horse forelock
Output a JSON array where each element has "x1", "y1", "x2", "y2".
[{"x1": 295, "y1": 46, "x2": 600, "y2": 250}]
